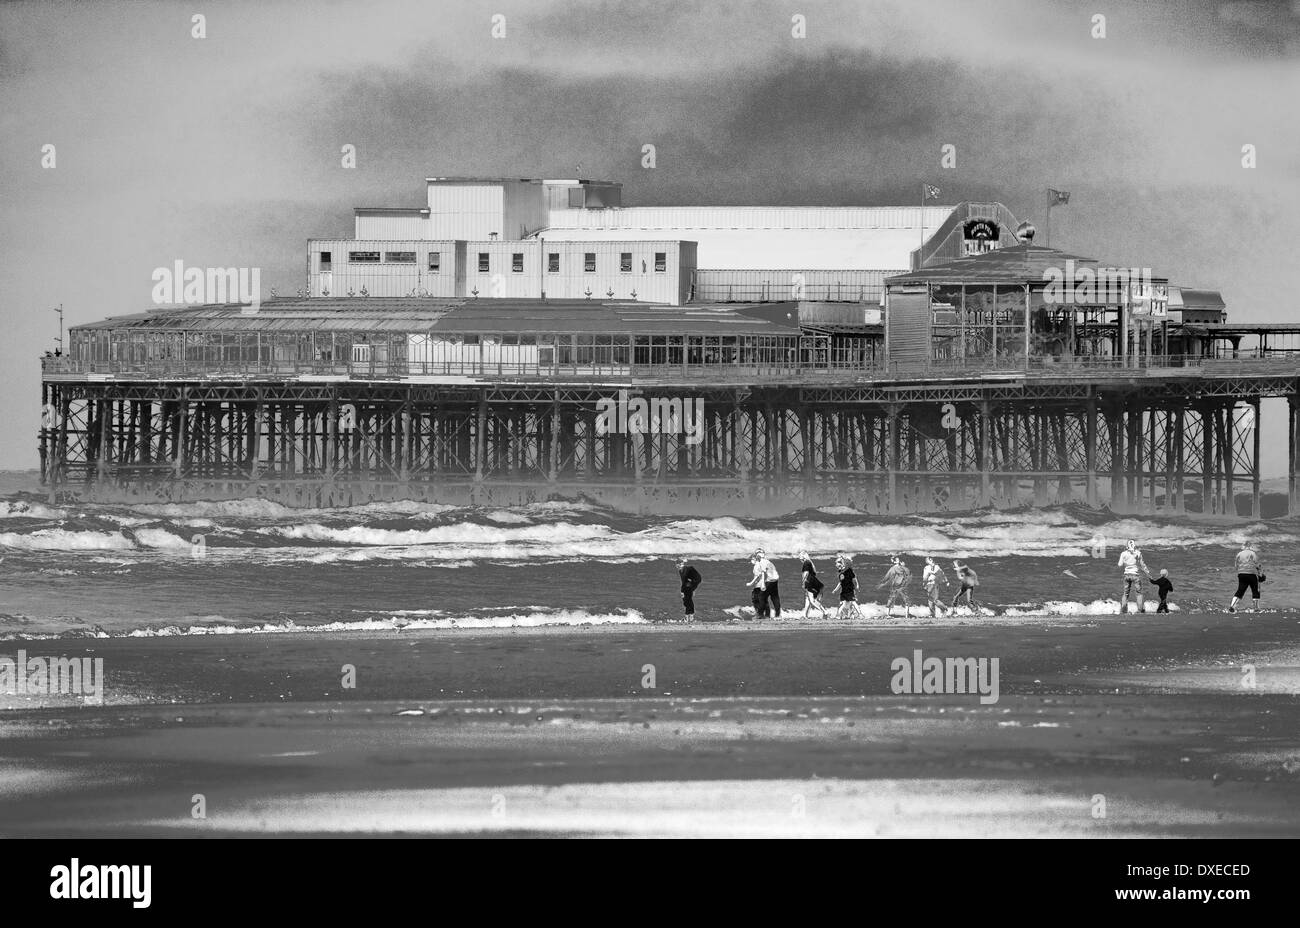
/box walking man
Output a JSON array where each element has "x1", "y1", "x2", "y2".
[
  {"x1": 755, "y1": 548, "x2": 782, "y2": 619},
  {"x1": 1117, "y1": 539, "x2": 1150, "y2": 613},
  {"x1": 746, "y1": 554, "x2": 770, "y2": 620},
  {"x1": 951, "y1": 560, "x2": 979, "y2": 611},
  {"x1": 922, "y1": 556, "x2": 949, "y2": 618},
  {"x1": 878, "y1": 555, "x2": 911, "y2": 617},
  {"x1": 677, "y1": 557, "x2": 702, "y2": 622},
  {"x1": 1229, "y1": 543, "x2": 1264, "y2": 613}
]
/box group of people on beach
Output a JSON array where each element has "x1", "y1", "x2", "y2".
[
  {"x1": 1109, "y1": 539, "x2": 1264, "y2": 615},
  {"x1": 672, "y1": 539, "x2": 1267, "y2": 622},
  {"x1": 674, "y1": 551, "x2": 980, "y2": 623}
]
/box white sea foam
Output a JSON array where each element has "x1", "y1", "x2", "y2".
[
  {"x1": 0, "y1": 501, "x2": 70, "y2": 520},
  {"x1": 484, "y1": 510, "x2": 534, "y2": 524},
  {"x1": 0, "y1": 529, "x2": 134, "y2": 551},
  {"x1": 124, "y1": 608, "x2": 646, "y2": 637},
  {"x1": 1002, "y1": 599, "x2": 1181, "y2": 616},
  {"x1": 722, "y1": 598, "x2": 1174, "y2": 620}
]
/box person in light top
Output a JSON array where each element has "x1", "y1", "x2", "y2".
[
  {"x1": 1117, "y1": 539, "x2": 1150, "y2": 613},
  {"x1": 922, "y1": 556, "x2": 949, "y2": 618},
  {"x1": 746, "y1": 554, "x2": 769, "y2": 620},
  {"x1": 1229, "y1": 543, "x2": 1264, "y2": 613},
  {"x1": 755, "y1": 548, "x2": 782, "y2": 619}
]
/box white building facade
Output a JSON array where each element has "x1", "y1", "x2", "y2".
[{"x1": 308, "y1": 176, "x2": 1019, "y2": 305}]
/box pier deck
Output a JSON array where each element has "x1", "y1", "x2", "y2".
[{"x1": 39, "y1": 353, "x2": 1300, "y2": 516}]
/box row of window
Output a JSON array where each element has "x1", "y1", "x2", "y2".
[{"x1": 321, "y1": 251, "x2": 668, "y2": 274}]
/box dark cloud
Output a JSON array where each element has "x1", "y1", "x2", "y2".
[{"x1": 0, "y1": 0, "x2": 1297, "y2": 471}]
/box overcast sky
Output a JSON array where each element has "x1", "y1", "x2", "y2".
[{"x1": 1, "y1": 0, "x2": 1297, "y2": 472}]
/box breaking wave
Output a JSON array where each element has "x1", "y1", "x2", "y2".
[{"x1": 0, "y1": 496, "x2": 1292, "y2": 565}]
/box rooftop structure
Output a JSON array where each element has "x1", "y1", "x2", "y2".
[{"x1": 330, "y1": 174, "x2": 1024, "y2": 306}]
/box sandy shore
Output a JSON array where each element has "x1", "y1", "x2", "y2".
[{"x1": 2, "y1": 611, "x2": 1299, "y2": 836}]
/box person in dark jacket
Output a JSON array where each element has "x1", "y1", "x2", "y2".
[
  {"x1": 799, "y1": 551, "x2": 828, "y2": 619},
  {"x1": 833, "y1": 554, "x2": 862, "y2": 620},
  {"x1": 1148, "y1": 568, "x2": 1174, "y2": 614},
  {"x1": 677, "y1": 558, "x2": 702, "y2": 622}
]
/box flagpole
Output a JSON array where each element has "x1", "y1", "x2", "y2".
[
  {"x1": 1045, "y1": 188, "x2": 1052, "y2": 248},
  {"x1": 919, "y1": 183, "x2": 925, "y2": 269}
]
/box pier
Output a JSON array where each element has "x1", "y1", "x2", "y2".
[{"x1": 37, "y1": 296, "x2": 1300, "y2": 516}]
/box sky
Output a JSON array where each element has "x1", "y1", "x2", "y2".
[{"x1": 1, "y1": 0, "x2": 1298, "y2": 473}]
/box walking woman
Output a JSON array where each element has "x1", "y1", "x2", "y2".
[
  {"x1": 1229, "y1": 543, "x2": 1264, "y2": 613},
  {"x1": 833, "y1": 554, "x2": 862, "y2": 620},
  {"x1": 799, "y1": 551, "x2": 828, "y2": 619}
]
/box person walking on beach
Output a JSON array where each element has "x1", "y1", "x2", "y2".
[
  {"x1": 922, "y1": 556, "x2": 949, "y2": 618},
  {"x1": 746, "y1": 554, "x2": 770, "y2": 620},
  {"x1": 677, "y1": 557, "x2": 702, "y2": 622},
  {"x1": 833, "y1": 554, "x2": 861, "y2": 620},
  {"x1": 878, "y1": 555, "x2": 911, "y2": 617},
  {"x1": 755, "y1": 549, "x2": 782, "y2": 619},
  {"x1": 1229, "y1": 543, "x2": 1264, "y2": 613},
  {"x1": 951, "y1": 560, "x2": 979, "y2": 611},
  {"x1": 799, "y1": 551, "x2": 828, "y2": 619},
  {"x1": 1148, "y1": 568, "x2": 1174, "y2": 614},
  {"x1": 1117, "y1": 539, "x2": 1150, "y2": 613}
]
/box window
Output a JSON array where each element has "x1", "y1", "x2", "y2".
[
  {"x1": 320, "y1": 251, "x2": 332, "y2": 271},
  {"x1": 654, "y1": 252, "x2": 666, "y2": 273},
  {"x1": 478, "y1": 253, "x2": 490, "y2": 272},
  {"x1": 620, "y1": 252, "x2": 632, "y2": 273},
  {"x1": 428, "y1": 251, "x2": 441, "y2": 273},
  {"x1": 385, "y1": 251, "x2": 416, "y2": 263},
  {"x1": 584, "y1": 252, "x2": 596, "y2": 273},
  {"x1": 548, "y1": 253, "x2": 560, "y2": 273},
  {"x1": 512, "y1": 253, "x2": 524, "y2": 273},
  {"x1": 568, "y1": 188, "x2": 585, "y2": 208},
  {"x1": 348, "y1": 251, "x2": 380, "y2": 263}
]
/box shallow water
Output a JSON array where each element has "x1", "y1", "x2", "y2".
[{"x1": 0, "y1": 471, "x2": 1291, "y2": 637}]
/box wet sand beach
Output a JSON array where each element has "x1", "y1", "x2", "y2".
[{"x1": 2, "y1": 610, "x2": 1298, "y2": 836}]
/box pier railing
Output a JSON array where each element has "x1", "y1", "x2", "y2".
[{"x1": 40, "y1": 351, "x2": 1300, "y2": 383}]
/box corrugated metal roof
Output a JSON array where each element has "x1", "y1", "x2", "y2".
[
  {"x1": 1178, "y1": 289, "x2": 1226, "y2": 311},
  {"x1": 886, "y1": 244, "x2": 1167, "y2": 285},
  {"x1": 539, "y1": 228, "x2": 924, "y2": 270},
  {"x1": 541, "y1": 206, "x2": 954, "y2": 230},
  {"x1": 1182, "y1": 323, "x2": 1296, "y2": 333},
  {"x1": 70, "y1": 298, "x2": 800, "y2": 336}
]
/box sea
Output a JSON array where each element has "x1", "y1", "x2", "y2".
[{"x1": 0, "y1": 470, "x2": 1292, "y2": 639}]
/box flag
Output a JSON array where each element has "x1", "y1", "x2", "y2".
[
  {"x1": 924, "y1": 184, "x2": 941, "y2": 200},
  {"x1": 1048, "y1": 187, "x2": 1071, "y2": 205}
]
